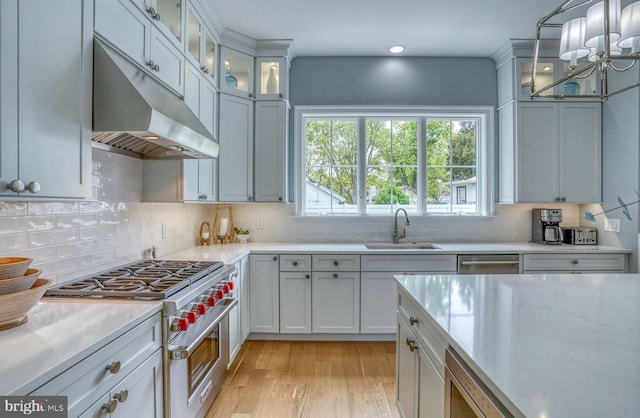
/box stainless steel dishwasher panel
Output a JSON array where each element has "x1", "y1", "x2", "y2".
[{"x1": 457, "y1": 254, "x2": 520, "y2": 274}]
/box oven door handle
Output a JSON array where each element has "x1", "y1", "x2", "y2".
[{"x1": 169, "y1": 298, "x2": 238, "y2": 360}]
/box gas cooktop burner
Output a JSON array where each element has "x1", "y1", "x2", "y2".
[{"x1": 45, "y1": 260, "x2": 225, "y2": 300}]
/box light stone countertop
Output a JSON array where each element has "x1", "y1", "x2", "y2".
[
  {"x1": 0, "y1": 299, "x2": 162, "y2": 395},
  {"x1": 165, "y1": 241, "x2": 630, "y2": 264},
  {"x1": 395, "y1": 273, "x2": 640, "y2": 418}
]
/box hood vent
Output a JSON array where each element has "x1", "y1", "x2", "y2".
[{"x1": 92, "y1": 40, "x2": 219, "y2": 159}]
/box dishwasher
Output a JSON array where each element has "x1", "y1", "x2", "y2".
[{"x1": 457, "y1": 254, "x2": 520, "y2": 274}]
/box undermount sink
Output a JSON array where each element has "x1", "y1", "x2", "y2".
[{"x1": 365, "y1": 242, "x2": 440, "y2": 250}]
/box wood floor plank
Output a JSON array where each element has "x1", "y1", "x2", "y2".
[{"x1": 206, "y1": 340, "x2": 400, "y2": 418}]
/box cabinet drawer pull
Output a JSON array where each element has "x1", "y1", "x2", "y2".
[
  {"x1": 7, "y1": 179, "x2": 25, "y2": 193},
  {"x1": 114, "y1": 389, "x2": 128, "y2": 403},
  {"x1": 409, "y1": 316, "x2": 419, "y2": 325},
  {"x1": 102, "y1": 399, "x2": 118, "y2": 413},
  {"x1": 333, "y1": 261, "x2": 339, "y2": 266},
  {"x1": 106, "y1": 360, "x2": 121, "y2": 374},
  {"x1": 27, "y1": 181, "x2": 41, "y2": 193},
  {"x1": 305, "y1": 274, "x2": 310, "y2": 279},
  {"x1": 292, "y1": 261, "x2": 298, "y2": 266},
  {"x1": 332, "y1": 273, "x2": 338, "y2": 278},
  {"x1": 572, "y1": 259, "x2": 579, "y2": 265},
  {"x1": 272, "y1": 256, "x2": 278, "y2": 261},
  {"x1": 406, "y1": 338, "x2": 418, "y2": 352}
]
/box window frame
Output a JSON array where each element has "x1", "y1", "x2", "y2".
[{"x1": 293, "y1": 105, "x2": 495, "y2": 217}]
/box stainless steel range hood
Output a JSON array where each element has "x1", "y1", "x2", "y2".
[{"x1": 92, "y1": 40, "x2": 219, "y2": 159}]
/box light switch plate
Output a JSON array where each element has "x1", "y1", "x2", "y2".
[
  {"x1": 604, "y1": 218, "x2": 620, "y2": 232},
  {"x1": 162, "y1": 222, "x2": 169, "y2": 238},
  {"x1": 256, "y1": 217, "x2": 264, "y2": 230}
]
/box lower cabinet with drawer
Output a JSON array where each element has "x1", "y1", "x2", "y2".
[
  {"x1": 522, "y1": 252, "x2": 627, "y2": 273},
  {"x1": 396, "y1": 288, "x2": 444, "y2": 418},
  {"x1": 30, "y1": 312, "x2": 162, "y2": 418}
]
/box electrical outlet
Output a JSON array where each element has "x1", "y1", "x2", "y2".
[
  {"x1": 604, "y1": 218, "x2": 620, "y2": 232},
  {"x1": 162, "y1": 223, "x2": 169, "y2": 238},
  {"x1": 256, "y1": 217, "x2": 264, "y2": 230}
]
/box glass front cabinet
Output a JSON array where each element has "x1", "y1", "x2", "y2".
[
  {"x1": 131, "y1": 0, "x2": 183, "y2": 48},
  {"x1": 185, "y1": 4, "x2": 217, "y2": 85},
  {"x1": 220, "y1": 46, "x2": 254, "y2": 98},
  {"x1": 517, "y1": 58, "x2": 599, "y2": 101},
  {"x1": 255, "y1": 57, "x2": 289, "y2": 99}
]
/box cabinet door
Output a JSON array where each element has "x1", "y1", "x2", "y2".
[
  {"x1": 0, "y1": 0, "x2": 19, "y2": 190},
  {"x1": 6, "y1": 0, "x2": 92, "y2": 199},
  {"x1": 184, "y1": 62, "x2": 217, "y2": 137},
  {"x1": 559, "y1": 102, "x2": 602, "y2": 203},
  {"x1": 516, "y1": 102, "x2": 559, "y2": 202},
  {"x1": 312, "y1": 272, "x2": 360, "y2": 333},
  {"x1": 254, "y1": 101, "x2": 288, "y2": 202},
  {"x1": 256, "y1": 57, "x2": 288, "y2": 100},
  {"x1": 249, "y1": 255, "x2": 279, "y2": 333},
  {"x1": 218, "y1": 94, "x2": 254, "y2": 202},
  {"x1": 149, "y1": 26, "x2": 184, "y2": 94},
  {"x1": 239, "y1": 256, "x2": 250, "y2": 341},
  {"x1": 417, "y1": 346, "x2": 444, "y2": 418},
  {"x1": 360, "y1": 273, "x2": 397, "y2": 334},
  {"x1": 397, "y1": 319, "x2": 418, "y2": 418},
  {"x1": 280, "y1": 272, "x2": 312, "y2": 333},
  {"x1": 220, "y1": 47, "x2": 254, "y2": 98},
  {"x1": 94, "y1": 0, "x2": 150, "y2": 67}
]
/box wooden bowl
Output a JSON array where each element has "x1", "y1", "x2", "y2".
[
  {"x1": 0, "y1": 278, "x2": 51, "y2": 331},
  {"x1": 0, "y1": 258, "x2": 33, "y2": 279},
  {"x1": 0, "y1": 269, "x2": 42, "y2": 296}
]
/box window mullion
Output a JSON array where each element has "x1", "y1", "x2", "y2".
[
  {"x1": 417, "y1": 117, "x2": 427, "y2": 215},
  {"x1": 357, "y1": 117, "x2": 367, "y2": 215}
]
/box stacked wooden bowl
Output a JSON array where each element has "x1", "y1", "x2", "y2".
[{"x1": 0, "y1": 258, "x2": 51, "y2": 331}]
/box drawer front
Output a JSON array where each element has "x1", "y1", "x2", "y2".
[
  {"x1": 280, "y1": 254, "x2": 311, "y2": 271},
  {"x1": 361, "y1": 254, "x2": 457, "y2": 272},
  {"x1": 312, "y1": 254, "x2": 360, "y2": 271},
  {"x1": 523, "y1": 253, "x2": 626, "y2": 271},
  {"x1": 31, "y1": 313, "x2": 161, "y2": 416}
]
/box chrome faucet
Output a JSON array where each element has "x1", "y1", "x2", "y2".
[{"x1": 392, "y1": 208, "x2": 410, "y2": 244}]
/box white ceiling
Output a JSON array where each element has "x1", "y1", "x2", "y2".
[{"x1": 206, "y1": 0, "x2": 565, "y2": 57}]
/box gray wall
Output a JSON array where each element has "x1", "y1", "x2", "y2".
[{"x1": 289, "y1": 56, "x2": 497, "y2": 106}]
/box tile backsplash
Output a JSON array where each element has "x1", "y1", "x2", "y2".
[{"x1": 0, "y1": 149, "x2": 211, "y2": 284}]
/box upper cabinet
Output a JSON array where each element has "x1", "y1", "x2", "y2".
[
  {"x1": 255, "y1": 57, "x2": 289, "y2": 100},
  {"x1": 130, "y1": 0, "x2": 183, "y2": 48},
  {"x1": 95, "y1": 0, "x2": 184, "y2": 94},
  {"x1": 220, "y1": 46, "x2": 254, "y2": 98},
  {"x1": 494, "y1": 40, "x2": 600, "y2": 108},
  {"x1": 185, "y1": 3, "x2": 218, "y2": 85},
  {"x1": 0, "y1": 0, "x2": 92, "y2": 199}
]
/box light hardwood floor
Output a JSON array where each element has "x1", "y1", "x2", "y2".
[{"x1": 206, "y1": 340, "x2": 400, "y2": 418}]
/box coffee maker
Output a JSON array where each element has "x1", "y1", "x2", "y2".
[{"x1": 531, "y1": 208, "x2": 564, "y2": 245}]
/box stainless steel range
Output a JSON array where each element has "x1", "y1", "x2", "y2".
[{"x1": 45, "y1": 259, "x2": 237, "y2": 418}]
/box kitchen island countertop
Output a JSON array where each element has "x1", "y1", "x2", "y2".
[
  {"x1": 395, "y1": 272, "x2": 640, "y2": 417},
  {"x1": 0, "y1": 299, "x2": 162, "y2": 395},
  {"x1": 165, "y1": 241, "x2": 630, "y2": 264}
]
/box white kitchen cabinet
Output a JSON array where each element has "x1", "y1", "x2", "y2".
[
  {"x1": 249, "y1": 254, "x2": 280, "y2": 333},
  {"x1": 220, "y1": 46, "x2": 254, "y2": 98},
  {"x1": 218, "y1": 94, "x2": 254, "y2": 202},
  {"x1": 522, "y1": 252, "x2": 627, "y2": 273},
  {"x1": 129, "y1": 0, "x2": 183, "y2": 48},
  {"x1": 239, "y1": 256, "x2": 250, "y2": 342},
  {"x1": 312, "y1": 271, "x2": 360, "y2": 333},
  {"x1": 185, "y1": 3, "x2": 217, "y2": 85},
  {"x1": 0, "y1": 0, "x2": 92, "y2": 199},
  {"x1": 31, "y1": 313, "x2": 162, "y2": 417},
  {"x1": 254, "y1": 101, "x2": 289, "y2": 202},
  {"x1": 142, "y1": 159, "x2": 217, "y2": 202},
  {"x1": 499, "y1": 101, "x2": 602, "y2": 203},
  {"x1": 228, "y1": 265, "x2": 241, "y2": 367},
  {"x1": 255, "y1": 57, "x2": 289, "y2": 100},
  {"x1": 280, "y1": 272, "x2": 312, "y2": 333},
  {"x1": 397, "y1": 318, "x2": 419, "y2": 418},
  {"x1": 95, "y1": 0, "x2": 184, "y2": 95},
  {"x1": 184, "y1": 62, "x2": 217, "y2": 136}
]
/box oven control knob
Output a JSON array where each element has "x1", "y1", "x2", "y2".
[
  {"x1": 171, "y1": 317, "x2": 189, "y2": 332},
  {"x1": 222, "y1": 284, "x2": 230, "y2": 294},
  {"x1": 206, "y1": 296, "x2": 216, "y2": 306},
  {"x1": 187, "y1": 311, "x2": 197, "y2": 323},
  {"x1": 227, "y1": 281, "x2": 234, "y2": 290},
  {"x1": 196, "y1": 303, "x2": 206, "y2": 315},
  {"x1": 216, "y1": 289, "x2": 224, "y2": 300}
]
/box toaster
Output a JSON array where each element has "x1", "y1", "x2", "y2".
[{"x1": 562, "y1": 227, "x2": 597, "y2": 245}]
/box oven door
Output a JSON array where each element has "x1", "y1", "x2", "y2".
[{"x1": 168, "y1": 298, "x2": 236, "y2": 418}]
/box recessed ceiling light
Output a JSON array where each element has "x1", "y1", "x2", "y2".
[{"x1": 389, "y1": 45, "x2": 405, "y2": 54}]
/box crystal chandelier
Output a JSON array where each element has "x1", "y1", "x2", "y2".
[{"x1": 531, "y1": 0, "x2": 640, "y2": 100}]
